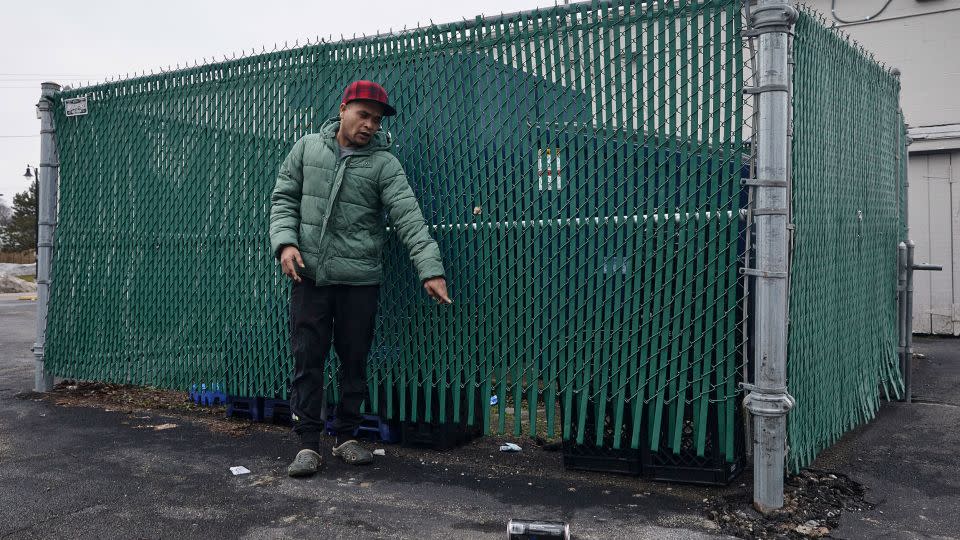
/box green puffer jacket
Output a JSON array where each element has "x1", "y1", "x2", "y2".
[{"x1": 269, "y1": 118, "x2": 444, "y2": 285}]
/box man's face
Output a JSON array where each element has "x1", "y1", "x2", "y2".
[{"x1": 338, "y1": 100, "x2": 384, "y2": 147}]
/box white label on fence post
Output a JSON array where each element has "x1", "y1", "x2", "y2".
[
  {"x1": 538, "y1": 148, "x2": 562, "y2": 191},
  {"x1": 64, "y1": 96, "x2": 88, "y2": 117}
]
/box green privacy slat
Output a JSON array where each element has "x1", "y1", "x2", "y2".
[
  {"x1": 787, "y1": 8, "x2": 903, "y2": 472},
  {"x1": 44, "y1": 0, "x2": 750, "y2": 458}
]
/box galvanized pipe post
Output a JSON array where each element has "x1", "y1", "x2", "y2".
[
  {"x1": 905, "y1": 241, "x2": 915, "y2": 402},
  {"x1": 905, "y1": 246, "x2": 943, "y2": 401},
  {"x1": 32, "y1": 81, "x2": 61, "y2": 393},
  {"x1": 742, "y1": 0, "x2": 798, "y2": 513},
  {"x1": 897, "y1": 242, "x2": 908, "y2": 397},
  {"x1": 898, "y1": 72, "x2": 910, "y2": 246},
  {"x1": 896, "y1": 87, "x2": 911, "y2": 402},
  {"x1": 898, "y1": 114, "x2": 942, "y2": 400}
]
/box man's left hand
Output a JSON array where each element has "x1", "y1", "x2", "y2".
[{"x1": 423, "y1": 277, "x2": 452, "y2": 305}]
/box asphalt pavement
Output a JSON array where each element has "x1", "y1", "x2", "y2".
[
  {"x1": 0, "y1": 293, "x2": 731, "y2": 540},
  {"x1": 813, "y1": 336, "x2": 960, "y2": 539},
  {"x1": 1, "y1": 292, "x2": 957, "y2": 539}
]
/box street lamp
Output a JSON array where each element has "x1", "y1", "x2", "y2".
[{"x1": 23, "y1": 165, "x2": 39, "y2": 274}]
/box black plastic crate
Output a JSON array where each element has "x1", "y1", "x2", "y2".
[
  {"x1": 401, "y1": 420, "x2": 478, "y2": 450},
  {"x1": 226, "y1": 396, "x2": 263, "y2": 421},
  {"x1": 640, "y1": 403, "x2": 745, "y2": 486},
  {"x1": 397, "y1": 385, "x2": 484, "y2": 450},
  {"x1": 560, "y1": 395, "x2": 643, "y2": 476},
  {"x1": 263, "y1": 398, "x2": 292, "y2": 425},
  {"x1": 559, "y1": 393, "x2": 744, "y2": 484},
  {"x1": 562, "y1": 443, "x2": 643, "y2": 476}
]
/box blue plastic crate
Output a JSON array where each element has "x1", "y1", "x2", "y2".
[
  {"x1": 325, "y1": 412, "x2": 401, "y2": 444},
  {"x1": 190, "y1": 382, "x2": 227, "y2": 406}
]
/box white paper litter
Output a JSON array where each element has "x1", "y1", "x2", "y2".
[
  {"x1": 230, "y1": 466, "x2": 251, "y2": 475},
  {"x1": 499, "y1": 443, "x2": 522, "y2": 452}
]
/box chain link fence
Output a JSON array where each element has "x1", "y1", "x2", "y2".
[
  {"x1": 41, "y1": 0, "x2": 905, "y2": 476},
  {"x1": 46, "y1": 0, "x2": 746, "y2": 461},
  {"x1": 787, "y1": 7, "x2": 904, "y2": 472}
]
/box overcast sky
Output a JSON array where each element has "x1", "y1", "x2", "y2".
[{"x1": 0, "y1": 0, "x2": 551, "y2": 207}]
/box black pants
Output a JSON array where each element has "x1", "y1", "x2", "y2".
[{"x1": 288, "y1": 278, "x2": 379, "y2": 449}]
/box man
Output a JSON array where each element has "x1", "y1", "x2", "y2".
[{"x1": 270, "y1": 80, "x2": 451, "y2": 478}]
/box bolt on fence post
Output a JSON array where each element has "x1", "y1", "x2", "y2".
[
  {"x1": 743, "y1": 0, "x2": 798, "y2": 513},
  {"x1": 32, "y1": 81, "x2": 61, "y2": 393}
]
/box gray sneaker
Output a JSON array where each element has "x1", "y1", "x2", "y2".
[
  {"x1": 332, "y1": 440, "x2": 374, "y2": 465},
  {"x1": 287, "y1": 449, "x2": 322, "y2": 477}
]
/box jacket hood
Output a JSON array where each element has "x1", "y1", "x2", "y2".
[{"x1": 320, "y1": 117, "x2": 392, "y2": 153}]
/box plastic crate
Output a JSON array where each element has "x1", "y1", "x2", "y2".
[
  {"x1": 357, "y1": 414, "x2": 401, "y2": 443},
  {"x1": 325, "y1": 411, "x2": 401, "y2": 444},
  {"x1": 558, "y1": 394, "x2": 744, "y2": 484},
  {"x1": 400, "y1": 421, "x2": 476, "y2": 450},
  {"x1": 640, "y1": 404, "x2": 745, "y2": 486},
  {"x1": 560, "y1": 395, "x2": 643, "y2": 476},
  {"x1": 190, "y1": 382, "x2": 227, "y2": 406},
  {"x1": 226, "y1": 396, "x2": 263, "y2": 421},
  {"x1": 398, "y1": 386, "x2": 484, "y2": 450},
  {"x1": 562, "y1": 443, "x2": 643, "y2": 476},
  {"x1": 263, "y1": 398, "x2": 292, "y2": 425}
]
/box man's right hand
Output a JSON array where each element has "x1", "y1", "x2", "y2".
[{"x1": 280, "y1": 245, "x2": 305, "y2": 283}]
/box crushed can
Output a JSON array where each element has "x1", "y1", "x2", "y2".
[{"x1": 507, "y1": 519, "x2": 570, "y2": 540}]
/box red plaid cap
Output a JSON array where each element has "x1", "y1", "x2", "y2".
[{"x1": 341, "y1": 80, "x2": 397, "y2": 116}]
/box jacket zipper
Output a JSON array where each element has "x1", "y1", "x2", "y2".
[{"x1": 318, "y1": 154, "x2": 351, "y2": 249}]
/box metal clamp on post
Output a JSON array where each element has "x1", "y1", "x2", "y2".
[
  {"x1": 741, "y1": 178, "x2": 788, "y2": 188},
  {"x1": 740, "y1": 267, "x2": 787, "y2": 279},
  {"x1": 744, "y1": 3, "x2": 800, "y2": 37},
  {"x1": 740, "y1": 382, "x2": 796, "y2": 417},
  {"x1": 752, "y1": 208, "x2": 789, "y2": 216},
  {"x1": 745, "y1": 84, "x2": 789, "y2": 94}
]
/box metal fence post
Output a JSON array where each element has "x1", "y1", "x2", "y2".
[
  {"x1": 898, "y1": 241, "x2": 908, "y2": 398},
  {"x1": 899, "y1": 114, "x2": 942, "y2": 401},
  {"x1": 743, "y1": 0, "x2": 798, "y2": 512},
  {"x1": 32, "y1": 81, "x2": 60, "y2": 393},
  {"x1": 905, "y1": 241, "x2": 915, "y2": 402},
  {"x1": 898, "y1": 101, "x2": 911, "y2": 402}
]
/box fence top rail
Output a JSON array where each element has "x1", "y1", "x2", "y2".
[
  {"x1": 54, "y1": 0, "x2": 732, "y2": 99},
  {"x1": 795, "y1": 3, "x2": 901, "y2": 79}
]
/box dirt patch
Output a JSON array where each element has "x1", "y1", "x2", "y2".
[
  {"x1": 22, "y1": 380, "x2": 284, "y2": 437},
  {"x1": 705, "y1": 469, "x2": 872, "y2": 538}
]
